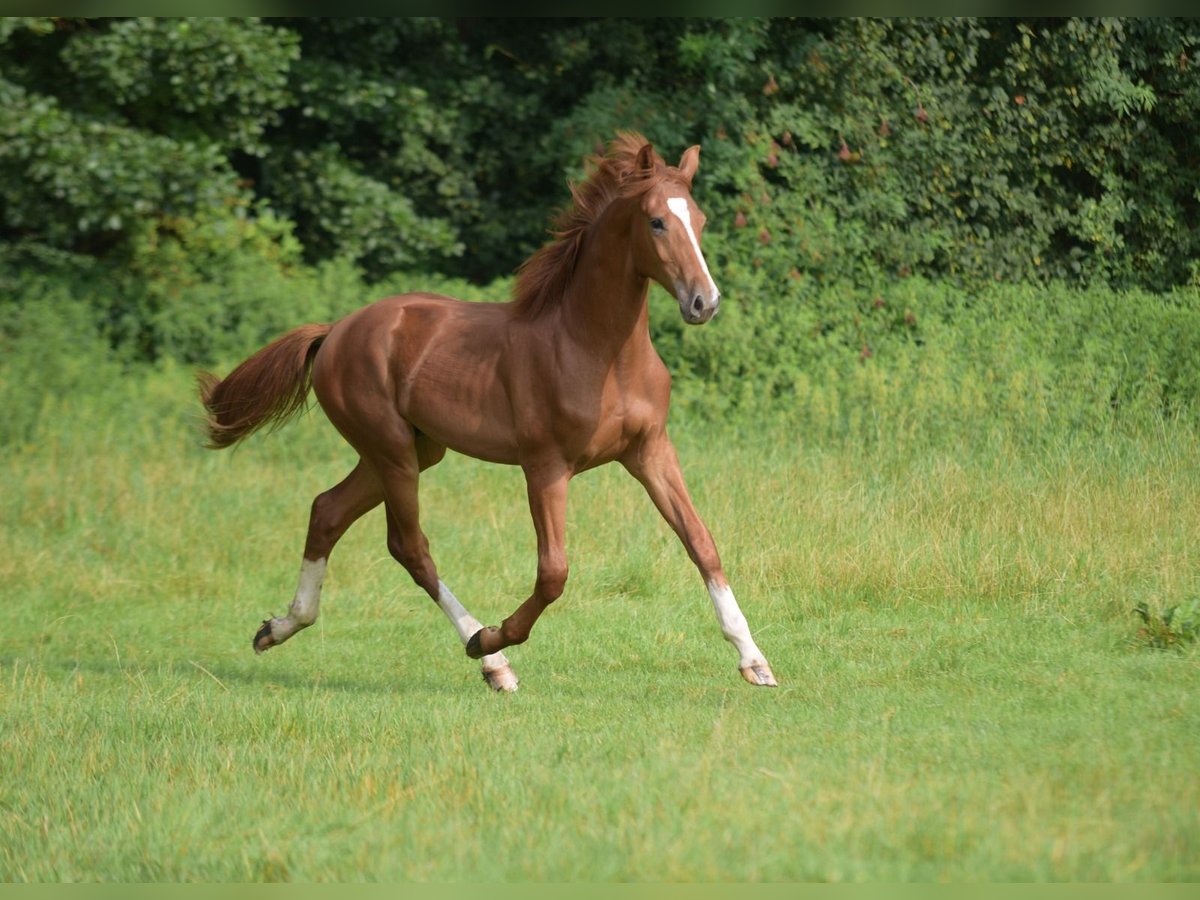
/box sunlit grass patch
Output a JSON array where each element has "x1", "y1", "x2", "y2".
[{"x1": 1, "y1": 371, "x2": 1197, "y2": 880}]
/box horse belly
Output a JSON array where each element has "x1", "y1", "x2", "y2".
[
  {"x1": 388, "y1": 312, "x2": 520, "y2": 464},
  {"x1": 404, "y1": 365, "x2": 521, "y2": 465}
]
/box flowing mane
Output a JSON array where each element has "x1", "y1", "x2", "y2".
[{"x1": 512, "y1": 132, "x2": 683, "y2": 319}]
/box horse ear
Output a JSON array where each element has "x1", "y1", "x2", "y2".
[
  {"x1": 677, "y1": 145, "x2": 701, "y2": 185},
  {"x1": 635, "y1": 142, "x2": 656, "y2": 174}
]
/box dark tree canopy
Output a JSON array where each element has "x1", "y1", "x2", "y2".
[{"x1": 3, "y1": 17, "x2": 1199, "y2": 289}]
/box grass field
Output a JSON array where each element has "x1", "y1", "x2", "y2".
[{"x1": 1, "y1": 369, "x2": 1198, "y2": 881}]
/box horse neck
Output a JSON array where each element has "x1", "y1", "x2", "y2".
[{"x1": 557, "y1": 203, "x2": 651, "y2": 358}]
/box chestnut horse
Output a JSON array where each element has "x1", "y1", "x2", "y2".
[{"x1": 199, "y1": 133, "x2": 777, "y2": 692}]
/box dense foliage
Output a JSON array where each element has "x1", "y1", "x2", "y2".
[
  {"x1": 3, "y1": 17, "x2": 1200, "y2": 444},
  {"x1": 5, "y1": 17, "x2": 1200, "y2": 287}
]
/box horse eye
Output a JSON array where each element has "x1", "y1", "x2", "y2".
[{"x1": 650, "y1": 217, "x2": 665, "y2": 234}]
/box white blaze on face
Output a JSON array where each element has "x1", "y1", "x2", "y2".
[{"x1": 666, "y1": 196, "x2": 718, "y2": 296}]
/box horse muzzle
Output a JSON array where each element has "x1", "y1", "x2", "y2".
[{"x1": 677, "y1": 284, "x2": 721, "y2": 325}]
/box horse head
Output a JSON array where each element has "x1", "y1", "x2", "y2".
[{"x1": 630, "y1": 142, "x2": 721, "y2": 325}]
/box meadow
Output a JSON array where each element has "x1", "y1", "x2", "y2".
[
  {"x1": 1, "y1": 362, "x2": 1197, "y2": 881},
  {"x1": 5, "y1": 15, "x2": 1200, "y2": 884}
]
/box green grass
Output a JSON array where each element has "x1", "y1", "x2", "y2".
[{"x1": 1, "y1": 370, "x2": 1198, "y2": 881}]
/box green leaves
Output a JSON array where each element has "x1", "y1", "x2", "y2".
[
  {"x1": 0, "y1": 74, "x2": 235, "y2": 247},
  {"x1": 266, "y1": 145, "x2": 463, "y2": 275},
  {"x1": 4, "y1": 16, "x2": 1200, "y2": 370},
  {"x1": 676, "y1": 18, "x2": 1200, "y2": 294},
  {"x1": 1134, "y1": 599, "x2": 1200, "y2": 649},
  {"x1": 60, "y1": 17, "x2": 298, "y2": 155}
]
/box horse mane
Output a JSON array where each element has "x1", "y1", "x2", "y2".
[{"x1": 512, "y1": 132, "x2": 682, "y2": 319}]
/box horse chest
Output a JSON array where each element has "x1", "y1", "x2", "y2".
[{"x1": 545, "y1": 365, "x2": 664, "y2": 468}]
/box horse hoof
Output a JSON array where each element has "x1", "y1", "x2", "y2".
[
  {"x1": 482, "y1": 663, "x2": 519, "y2": 693},
  {"x1": 465, "y1": 626, "x2": 498, "y2": 660},
  {"x1": 253, "y1": 619, "x2": 275, "y2": 654},
  {"x1": 740, "y1": 663, "x2": 778, "y2": 687}
]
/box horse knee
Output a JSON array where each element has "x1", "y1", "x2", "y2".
[
  {"x1": 386, "y1": 526, "x2": 411, "y2": 564},
  {"x1": 387, "y1": 533, "x2": 437, "y2": 592}
]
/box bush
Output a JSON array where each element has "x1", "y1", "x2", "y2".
[
  {"x1": 6, "y1": 19, "x2": 1200, "y2": 293},
  {"x1": 112, "y1": 205, "x2": 366, "y2": 364},
  {"x1": 681, "y1": 19, "x2": 1200, "y2": 293},
  {"x1": 652, "y1": 274, "x2": 1200, "y2": 449},
  {"x1": 1135, "y1": 598, "x2": 1200, "y2": 649},
  {"x1": 0, "y1": 277, "x2": 123, "y2": 447},
  {"x1": 5, "y1": 219, "x2": 1200, "y2": 451},
  {"x1": 0, "y1": 212, "x2": 527, "y2": 446}
]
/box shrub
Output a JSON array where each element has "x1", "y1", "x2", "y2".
[
  {"x1": 1135, "y1": 599, "x2": 1200, "y2": 649},
  {"x1": 112, "y1": 204, "x2": 365, "y2": 365},
  {"x1": 652, "y1": 275, "x2": 1200, "y2": 448},
  {"x1": 0, "y1": 278, "x2": 123, "y2": 447}
]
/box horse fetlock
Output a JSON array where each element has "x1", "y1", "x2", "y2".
[
  {"x1": 499, "y1": 619, "x2": 531, "y2": 647},
  {"x1": 465, "y1": 626, "x2": 500, "y2": 659},
  {"x1": 289, "y1": 606, "x2": 318, "y2": 628},
  {"x1": 254, "y1": 616, "x2": 310, "y2": 654}
]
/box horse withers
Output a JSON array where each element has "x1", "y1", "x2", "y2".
[{"x1": 199, "y1": 133, "x2": 778, "y2": 692}]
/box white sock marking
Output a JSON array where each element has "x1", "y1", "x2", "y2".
[
  {"x1": 289, "y1": 557, "x2": 326, "y2": 627},
  {"x1": 437, "y1": 580, "x2": 511, "y2": 672},
  {"x1": 706, "y1": 580, "x2": 767, "y2": 668},
  {"x1": 266, "y1": 557, "x2": 326, "y2": 644}
]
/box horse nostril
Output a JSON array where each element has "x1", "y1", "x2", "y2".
[{"x1": 691, "y1": 295, "x2": 704, "y2": 314}]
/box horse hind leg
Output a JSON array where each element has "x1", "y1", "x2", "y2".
[{"x1": 254, "y1": 461, "x2": 382, "y2": 653}]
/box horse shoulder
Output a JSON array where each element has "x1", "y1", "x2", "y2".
[
  {"x1": 626, "y1": 337, "x2": 672, "y2": 403},
  {"x1": 601, "y1": 341, "x2": 669, "y2": 444}
]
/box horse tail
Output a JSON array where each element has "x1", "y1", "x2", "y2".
[{"x1": 197, "y1": 323, "x2": 333, "y2": 450}]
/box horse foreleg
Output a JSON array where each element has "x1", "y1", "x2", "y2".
[
  {"x1": 435, "y1": 579, "x2": 518, "y2": 692},
  {"x1": 467, "y1": 468, "x2": 569, "y2": 662},
  {"x1": 255, "y1": 461, "x2": 381, "y2": 653},
  {"x1": 381, "y1": 481, "x2": 518, "y2": 693},
  {"x1": 622, "y1": 435, "x2": 778, "y2": 687}
]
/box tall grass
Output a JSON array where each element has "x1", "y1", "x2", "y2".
[{"x1": 1, "y1": 362, "x2": 1197, "y2": 880}]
